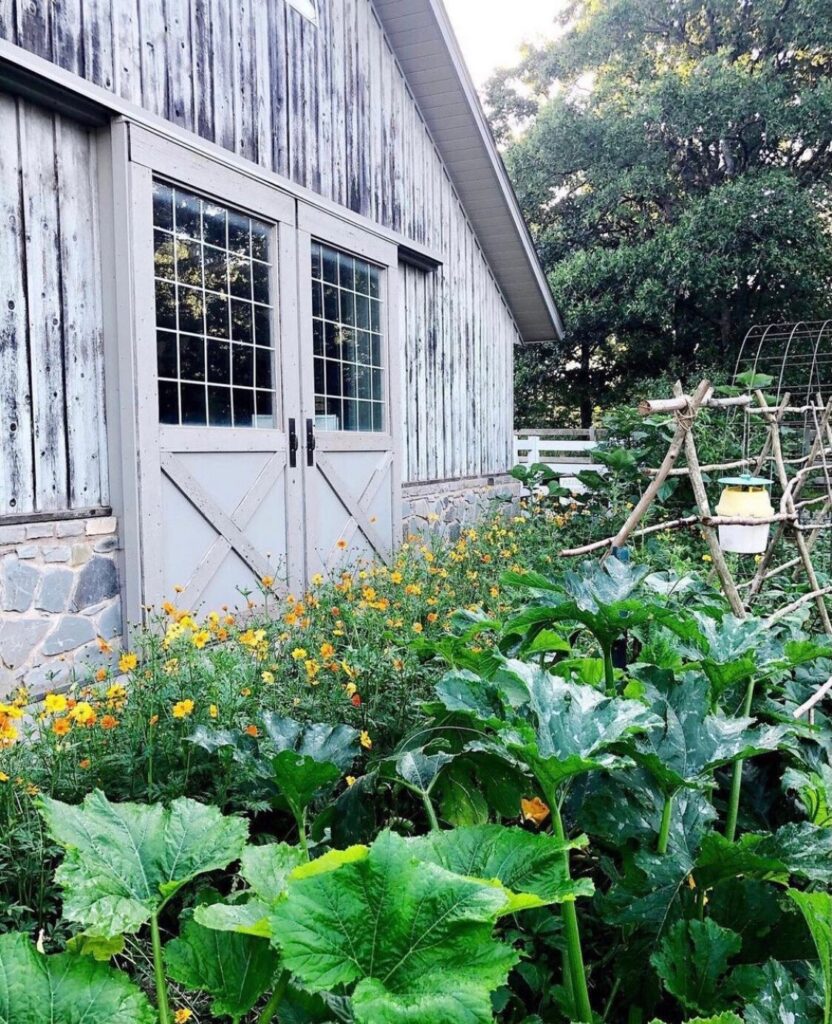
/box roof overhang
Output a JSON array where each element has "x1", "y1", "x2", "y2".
[{"x1": 373, "y1": 0, "x2": 564, "y2": 343}]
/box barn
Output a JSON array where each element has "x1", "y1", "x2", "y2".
[{"x1": 0, "y1": 0, "x2": 562, "y2": 693}]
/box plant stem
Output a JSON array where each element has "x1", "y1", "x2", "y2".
[
  {"x1": 259, "y1": 971, "x2": 289, "y2": 1024},
  {"x1": 295, "y1": 808, "x2": 309, "y2": 860},
  {"x1": 725, "y1": 679, "x2": 756, "y2": 843},
  {"x1": 550, "y1": 797, "x2": 592, "y2": 1023},
  {"x1": 422, "y1": 790, "x2": 440, "y2": 831},
  {"x1": 657, "y1": 794, "x2": 673, "y2": 854},
  {"x1": 627, "y1": 1007, "x2": 643, "y2": 1024},
  {"x1": 603, "y1": 976, "x2": 621, "y2": 1021},
  {"x1": 602, "y1": 644, "x2": 615, "y2": 694},
  {"x1": 150, "y1": 913, "x2": 171, "y2": 1024}
]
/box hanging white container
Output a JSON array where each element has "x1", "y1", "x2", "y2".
[{"x1": 715, "y1": 475, "x2": 774, "y2": 554}]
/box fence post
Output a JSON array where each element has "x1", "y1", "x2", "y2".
[{"x1": 529, "y1": 435, "x2": 541, "y2": 464}]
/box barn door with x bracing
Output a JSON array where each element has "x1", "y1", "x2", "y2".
[
  {"x1": 296, "y1": 206, "x2": 401, "y2": 578},
  {"x1": 125, "y1": 130, "x2": 303, "y2": 615}
]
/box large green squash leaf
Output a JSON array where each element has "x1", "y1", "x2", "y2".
[
  {"x1": 0, "y1": 932, "x2": 155, "y2": 1023},
  {"x1": 40, "y1": 790, "x2": 248, "y2": 937},
  {"x1": 651, "y1": 918, "x2": 746, "y2": 1015},
  {"x1": 195, "y1": 842, "x2": 306, "y2": 937},
  {"x1": 649, "y1": 1015, "x2": 743, "y2": 1024},
  {"x1": 744, "y1": 959, "x2": 820, "y2": 1024},
  {"x1": 165, "y1": 912, "x2": 277, "y2": 1021},
  {"x1": 262, "y1": 714, "x2": 359, "y2": 820},
  {"x1": 405, "y1": 824, "x2": 594, "y2": 909},
  {"x1": 632, "y1": 674, "x2": 791, "y2": 794},
  {"x1": 695, "y1": 823, "x2": 832, "y2": 888},
  {"x1": 271, "y1": 830, "x2": 518, "y2": 1024},
  {"x1": 506, "y1": 669, "x2": 659, "y2": 794},
  {"x1": 784, "y1": 764, "x2": 832, "y2": 826},
  {"x1": 788, "y1": 889, "x2": 832, "y2": 1024}
]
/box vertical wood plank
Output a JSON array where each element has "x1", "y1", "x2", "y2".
[
  {"x1": 0, "y1": 95, "x2": 35, "y2": 516},
  {"x1": 83, "y1": 0, "x2": 115, "y2": 90},
  {"x1": 113, "y1": 0, "x2": 143, "y2": 103},
  {"x1": 329, "y1": 0, "x2": 346, "y2": 206},
  {"x1": 269, "y1": 0, "x2": 290, "y2": 178},
  {"x1": 139, "y1": 0, "x2": 168, "y2": 119},
  {"x1": 16, "y1": 0, "x2": 51, "y2": 59},
  {"x1": 20, "y1": 107, "x2": 68, "y2": 511},
  {"x1": 286, "y1": 6, "x2": 304, "y2": 186},
  {"x1": 53, "y1": 0, "x2": 82, "y2": 76},
  {"x1": 191, "y1": 0, "x2": 215, "y2": 138},
  {"x1": 343, "y1": 0, "x2": 360, "y2": 212},
  {"x1": 316, "y1": 0, "x2": 333, "y2": 198},
  {"x1": 251, "y1": 0, "x2": 273, "y2": 170},
  {"x1": 234, "y1": 0, "x2": 255, "y2": 159},
  {"x1": 57, "y1": 116, "x2": 107, "y2": 507},
  {"x1": 209, "y1": 0, "x2": 234, "y2": 151}
]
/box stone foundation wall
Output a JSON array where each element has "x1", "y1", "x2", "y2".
[
  {"x1": 0, "y1": 516, "x2": 123, "y2": 698},
  {"x1": 402, "y1": 474, "x2": 522, "y2": 541}
]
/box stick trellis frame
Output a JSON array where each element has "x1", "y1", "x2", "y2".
[{"x1": 560, "y1": 378, "x2": 832, "y2": 636}]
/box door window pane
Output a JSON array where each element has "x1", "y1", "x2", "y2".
[
  {"x1": 153, "y1": 180, "x2": 276, "y2": 428},
  {"x1": 311, "y1": 241, "x2": 384, "y2": 432}
]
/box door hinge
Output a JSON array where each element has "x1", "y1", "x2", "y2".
[
  {"x1": 288, "y1": 418, "x2": 298, "y2": 468},
  {"x1": 306, "y1": 418, "x2": 316, "y2": 466}
]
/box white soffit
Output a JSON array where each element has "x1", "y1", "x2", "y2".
[{"x1": 373, "y1": 0, "x2": 564, "y2": 342}]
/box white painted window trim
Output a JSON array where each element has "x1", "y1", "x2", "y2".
[{"x1": 286, "y1": 0, "x2": 318, "y2": 24}]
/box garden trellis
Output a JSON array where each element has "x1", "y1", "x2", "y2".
[{"x1": 560, "y1": 379, "x2": 832, "y2": 649}]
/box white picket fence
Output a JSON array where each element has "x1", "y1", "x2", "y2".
[{"x1": 513, "y1": 428, "x2": 602, "y2": 492}]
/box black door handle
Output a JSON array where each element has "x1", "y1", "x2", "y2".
[
  {"x1": 306, "y1": 418, "x2": 316, "y2": 467},
  {"x1": 288, "y1": 418, "x2": 298, "y2": 468}
]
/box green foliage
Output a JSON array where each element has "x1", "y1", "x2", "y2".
[
  {"x1": 0, "y1": 932, "x2": 155, "y2": 1023},
  {"x1": 651, "y1": 918, "x2": 748, "y2": 1015},
  {"x1": 271, "y1": 830, "x2": 520, "y2": 1023},
  {"x1": 40, "y1": 790, "x2": 248, "y2": 938},
  {"x1": 489, "y1": 0, "x2": 832, "y2": 422},
  {"x1": 165, "y1": 912, "x2": 276, "y2": 1021},
  {"x1": 789, "y1": 889, "x2": 832, "y2": 1024}
]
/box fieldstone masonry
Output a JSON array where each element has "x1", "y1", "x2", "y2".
[
  {"x1": 0, "y1": 516, "x2": 123, "y2": 698},
  {"x1": 401, "y1": 474, "x2": 522, "y2": 541}
]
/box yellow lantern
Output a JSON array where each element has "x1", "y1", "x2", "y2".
[{"x1": 715, "y1": 475, "x2": 773, "y2": 554}]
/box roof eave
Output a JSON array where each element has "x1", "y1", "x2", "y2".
[{"x1": 373, "y1": 0, "x2": 564, "y2": 343}]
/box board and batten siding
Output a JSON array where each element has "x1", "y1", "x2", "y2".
[
  {"x1": 1, "y1": 0, "x2": 521, "y2": 484},
  {"x1": 0, "y1": 93, "x2": 108, "y2": 517}
]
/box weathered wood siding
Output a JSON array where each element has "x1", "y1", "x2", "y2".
[
  {"x1": 0, "y1": 93, "x2": 107, "y2": 516},
  {"x1": 1, "y1": 0, "x2": 520, "y2": 482}
]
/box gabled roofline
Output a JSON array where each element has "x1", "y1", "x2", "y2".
[{"x1": 373, "y1": 0, "x2": 564, "y2": 343}]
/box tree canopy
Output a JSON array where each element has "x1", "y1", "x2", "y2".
[{"x1": 488, "y1": 0, "x2": 832, "y2": 424}]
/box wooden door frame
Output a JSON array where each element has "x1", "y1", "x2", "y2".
[
  {"x1": 295, "y1": 202, "x2": 402, "y2": 576},
  {"x1": 104, "y1": 121, "x2": 303, "y2": 628}
]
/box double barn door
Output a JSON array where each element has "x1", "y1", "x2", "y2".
[{"x1": 118, "y1": 127, "x2": 400, "y2": 617}]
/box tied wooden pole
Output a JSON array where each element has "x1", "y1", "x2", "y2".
[
  {"x1": 673, "y1": 382, "x2": 745, "y2": 618},
  {"x1": 756, "y1": 391, "x2": 832, "y2": 635},
  {"x1": 606, "y1": 380, "x2": 711, "y2": 556}
]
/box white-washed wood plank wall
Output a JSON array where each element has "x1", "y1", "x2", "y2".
[
  {"x1": 2, "y1": 0, "x2": 520, "y2": 482},
  {"x1": 0, "y1": 95, "x2": 107, "y2": 515}
]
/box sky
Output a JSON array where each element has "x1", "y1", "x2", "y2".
[{"x1": 442, "y1": 0, "x2": 567, "y2": 88}]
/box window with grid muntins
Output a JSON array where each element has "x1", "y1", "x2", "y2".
[
  {"x1": 153, "y1": 181, "x2": 276, "y2": 428},
  {"x1": 311, "y1": 242, "x2": 385, "y2": 432}
]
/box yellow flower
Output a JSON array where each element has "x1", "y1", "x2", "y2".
[
  {"x1": 320, "y1": 642, "x2": 335, "y2": 660},
  {"x1": 360, "y1": 730, "x2": 372, "y2": 750},
  {"x1": 174, "y1": 1010, "x2": 193, "y2": 1024},
  {"x1": 100, "y1": 714, "x2": 119, "y2": 731},
  {"x1": 427, "y1": 612, "x2": 438, "y2": 624},
  {"x1": 490, "y1": 586, "x2": 499, "y2": 598},
  {"x1": 390, "y1": 571, "x2": 403, "y2": 584},
  {"x1": 240, "y1": 628, "x2": 266, "y2": 648},
  {"x1": 412, "y1": 622, "x2": 423, "y2": 634},
  {"x1": 118, "y1": 652, "x2": 138, "y2": 673},
  {"x1": 405, "y1": 583, "x2": 421, "y2": 596},
  {"x1": 69, "y1": 702, "x2": 96, "y2": 726},
  {"x1": 261, "y1": 575, "x2": 275, "y2": 588},
  {"x1": 345, "y1": 775, "x2": 356, "y2": 787},
  {"x1": 0, "y1": 772, "x2": 8, "y2": 783},
  {"x1": 209, "y1": 704, "x2": 218, "y2": 719},
  {"x1": 311, "y1": 573, "x2": 325, "y2": 586},
  {"x1": 702, "y1": 554, "x2": 712, "y2": 563},
  {"x1": 192, "y1": 630, "x2": 210, "y2": 649},
  {"x1": 305, "y1": 659, "x2": 320, "y2": 682},
  {"x1": 241, "y1": 687, "x2": 252, "y2": 697},
  {"x1": 291, "y1": 647, "x2": 308, "y2": 661},
  {"x1": 172, "y1": 699, "x2": 195, "y2": 719},
  {"x1": 44, "y1": 693, "x2": 68, "y2": 715},
  {"x1": 520, "y1": 797, "x2": 550, "y2": 827},
  {"x1": 52, "y1": 717, "x2": 71, "y2": 737},
  {"x1": 345, "y1": 681, "x2": 357, "y2": 698},
  {"x1": 261, "y1": 671, "x2": 275, "y2": 685},
  {"x1": 106, "y1": 682, "x2": 127, "y2": 704},
  {"x1": 95, "y1": 667, "x2": 108, "y2": 683}
]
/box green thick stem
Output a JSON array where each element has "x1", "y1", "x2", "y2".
[
  {"x1": 551, "y1": 798, "x2": 592, "y2": 1023},
  {"x1": 657, "y1": 794, "x2": 673, "y2": 854},
  {"x1": 627, "y1": 1007, "x2": 643, "y2": 1024},
  {"x1": 725, "y1": 679, "x2": 756, "y2": 843},
  {"x1": 602, "y1": 644, "x2": 616, "y2": 694},
  {"x1": 150, "y1": 914, "x2": 171, "y2": 1024},
  {"x1": 259, "y1": 971, "x2": 289, "y2": 1024},
  {"x1": 422, "y1": 791, "x2": 440, "y2": 831}
]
